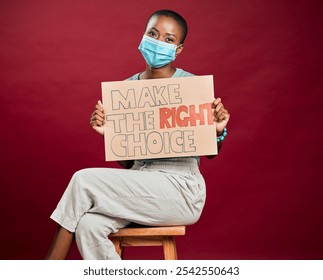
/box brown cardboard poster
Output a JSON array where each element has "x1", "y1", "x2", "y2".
[{"x1": 101, "y1": 75, "x2": 217, "y2": 161}]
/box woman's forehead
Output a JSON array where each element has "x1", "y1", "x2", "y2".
[{"x1": 146, "y1": 15, "x2": 182, "y2": 35}]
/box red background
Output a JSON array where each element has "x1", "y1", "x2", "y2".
[{"x1": 1, "y1": 0, "x2": 322, "y2": 260}]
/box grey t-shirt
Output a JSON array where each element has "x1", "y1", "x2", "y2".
[{"x1": 127, "y1": 68, "x2": 195, "y2": 80}]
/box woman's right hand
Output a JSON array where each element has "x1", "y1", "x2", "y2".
[{"x1": 90, "y1": 100, "x2": 105, "y2": 135}]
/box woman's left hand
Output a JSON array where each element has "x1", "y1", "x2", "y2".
[{"x1": 212, "y1": 98, "x2": 230, "y2": 135}]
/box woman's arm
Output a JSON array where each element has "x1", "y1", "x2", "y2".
[
  {"x1": 206, "y1": 97, "x2": 230, "y2": 159},
  {"x1": 90, "y1": 101, "x2": 134, "y2": 169},
  {"x1": 90, "y1": 100, "x2": 105, "y2": 136}
]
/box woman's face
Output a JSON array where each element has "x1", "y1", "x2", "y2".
[{"x1": 145, "y1": 15, "x2": 184, "y2": 55}]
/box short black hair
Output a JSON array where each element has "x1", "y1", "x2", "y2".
[{"x1": 146, "y1": 10, "x2": 188, "y2": 44}]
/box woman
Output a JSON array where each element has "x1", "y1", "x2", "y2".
[{"x1": 46, "y1": 9, "x2": 230, "y2": 260}]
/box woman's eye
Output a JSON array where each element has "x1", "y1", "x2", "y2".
[
  {"x1": 147, "y1": 31, "x2": 157, "y2": 37},
  {"x1": 165, "y1": 38, "x2": 174, "y2": 43}
]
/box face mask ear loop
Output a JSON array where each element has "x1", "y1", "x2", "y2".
[{"x1": 175, "y1": 44, "x2": 183, "y2": 57}]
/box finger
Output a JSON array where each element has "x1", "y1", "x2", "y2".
[
  {"x1": 214, "y1": 110, "x2": 230, "y2": 123},
  {"x1": 212, "y1": 97, "x2": 221, "y2": 108},
  {"x1": 93, "y1": 109, "x2": 104, "y2": 118},
  {"x1": 97, "y1": 101, "x2": 104, "y2": 112},
  {"x1": 217, "y1": 112, "x2": 227, "y2": 122},
  {"x1": 213, "y1": 113, "x2": 221, "y2": 122},
  {"x1": 91, "y1": 114, "x2": 105, "y2": 124},
  {"x1": 94, "y1": 100, "x2": 104, "y2": 112},
  {"x1": 214, "y1": 102, "x2": 223, "y2": 113},
  {"x1": 94, "y1": 115, "x2": 105, "y2": 123},
  {"x1": 213, "y1": 107, "x2": 227, "y2": 119},
  {"x1": 91, "y1": 109, "x2": 104, "y2": 120},
  {"x1": 95, "y1": 104, "x2": 104, "y2": 112},
  {"x1": 217, "y1": 112, "x2": 230, "y2": 123},
  {"x1": 90, "y1": 110, "x2": 105, "y2": 121},
  {"x1": 90, "y1": 119, "x2": 104, "y2": 127}
]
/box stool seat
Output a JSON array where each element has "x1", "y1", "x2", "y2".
[{"x1": 109, "y1": 225, "x2": 186, "y2": 260}]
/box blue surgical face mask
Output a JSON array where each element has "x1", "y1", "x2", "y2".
[{"x1": 138, "y1": 35, "x2": 178, "y2": 68}]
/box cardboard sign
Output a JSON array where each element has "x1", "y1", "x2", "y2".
[{"x1": 102, "y1": 75, "x2": 217, "y2": 161}]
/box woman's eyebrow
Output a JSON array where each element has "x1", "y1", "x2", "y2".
[
  {"x1": 149, "y1": 27, "x2": 159, "y2": 32},
  {"x1": 149, "y1": 27, "x2": 177, "y2": 38},
  {"x1": 166, "y1": 33, "x2": 177, "y2": 38}
]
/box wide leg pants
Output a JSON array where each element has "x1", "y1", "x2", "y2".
[{"x1": 50, "y1": 158, "x2": 206, "y2": 259}]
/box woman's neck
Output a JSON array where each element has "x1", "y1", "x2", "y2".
[{"x1": 140, "y1": 64, "x2": 176, "y2": 80}]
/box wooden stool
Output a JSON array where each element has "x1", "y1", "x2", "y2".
[{"x1": 109, "y1": 225, "x2": 186, "y2": 260}]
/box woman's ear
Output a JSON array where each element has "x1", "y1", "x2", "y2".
[{"x1": 175, "y1": 44, "x2": 184, "y2": 57}]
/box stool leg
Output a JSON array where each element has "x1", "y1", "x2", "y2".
[
  {"x1": 111, "y1": 237, "x2": 124, "y2": 259},
  {"x1": 162, "y1": 236, "x2": 177, "y2": 260}
]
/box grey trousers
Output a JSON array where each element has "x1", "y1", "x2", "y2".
[{"x1": 50, "y1": 158, "x2": 206, "y2": 260}]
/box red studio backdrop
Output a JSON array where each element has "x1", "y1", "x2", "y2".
[{"x1": 1, "y1": 0, "x2": 322, "y2": 260}]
